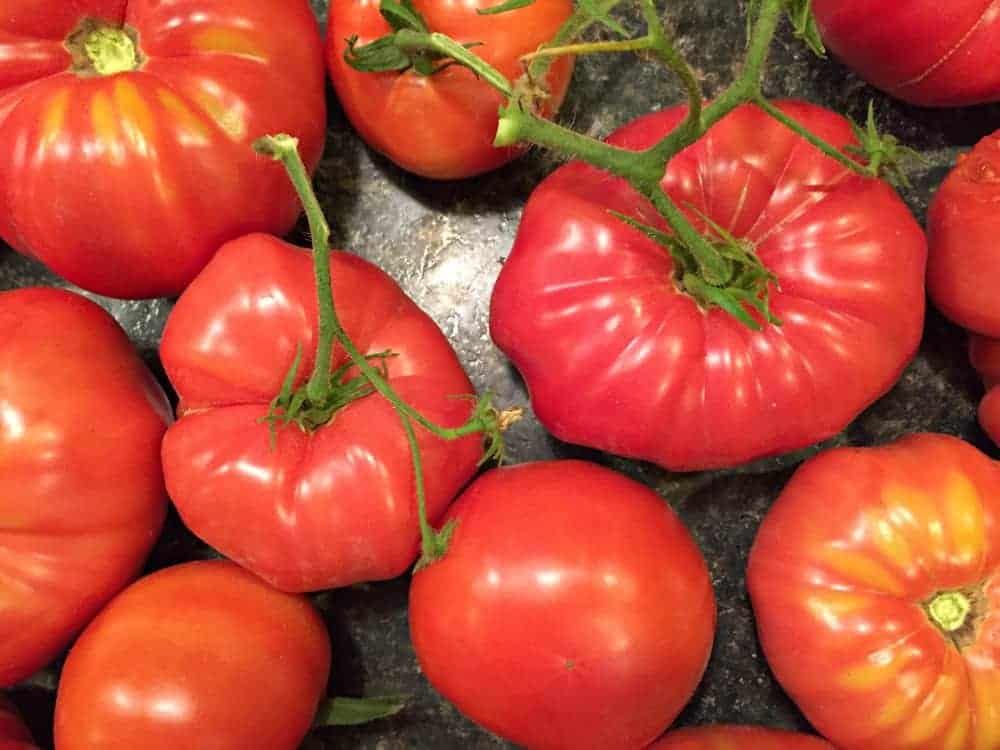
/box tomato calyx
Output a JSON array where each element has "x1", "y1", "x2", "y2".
[
  {"x1": 922, "y1": 584, "x2": 986, "y2": 649},
  {"x1": 67, "y1": 18, "x2": 144, "y2": 78},
  {"x1": 845, "y1": 102, "x2": 924, "y2": 189}
]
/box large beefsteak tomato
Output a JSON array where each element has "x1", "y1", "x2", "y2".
[
  {"x1": 53, "y1": 560, "x2": 331, "y2": 750},
  {"x1": 326, "y1": 0, "x2": 574, "y2": 179},
  {"x1": 490, "y1": 100, "x2": 926, "y2": 471},
  {"x1": 813, "y1": 0, "x2": 1000, "y2": 107},
  {"x1": 649, "y1": 725, "x2": 835, "y2": 749},
  {"x1": 748, "y1": 433, "x2": 1000, "y2": 750},
  {"x1": 409, "y1": 460, "x2": 716, "y2": 750},
  {"x1": 927, "y1": 129, "x2": 1000, "y2": 336},
  {"x1": 160, "y1": 233, "x2": 482, "y2": 592},
  {"x1": 0, "y1": 288, "x2": 168, "y2": 687},
  {"x1": 0, "y1": 0, "x2": 326, "y2": 299},
  {"x1": 0, "y1": 696, "x2": 37, "y2": 749}
]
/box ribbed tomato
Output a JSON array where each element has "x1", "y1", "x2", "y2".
[
  {"x1": 0, "y1": 0, "x2": 325, "y2": 298},
  {"x1": 491, "y1": 100, "x2": 926, "y2": 471},
  {"x1": 749, "y1": 433, "x2": 1000, "y2": 750}
]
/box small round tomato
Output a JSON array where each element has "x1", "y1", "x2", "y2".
[
  {"x1": 0, "y1": 696, "x2": 37, "y2": 749},
  {"x1": 54, "y1": 560, "x2": 331, "y2": 750},
  {"x1": 813, "y1": 0, "x2": 1000, "y2": 107},
  {"x1": 0, "y1": 288, "x2": 168, "y2": 687},
  {"x1": 649, "y1": 725, "x2": 835, "y2": 750},
  {"x1": 969, "y1": 334, "x2": 1000, "y2": 445},
  {"x1": 409, "y1": 460, "x2": 716, "y2": 750},
  {"x1": 748, "y1": 433, "x2": 1000, "y2": 750},
  {"x1": 927, "y1": 130, "x2": 1000, "y2": 336},
  {"x1": 0, "y1": 0, "x2": 326, "y2": 298},
  {"x1": 160, "y1": 233, "x2": 482, "y2": 592},
  {"x1": 326, "y1": 0, "x2": 574, "y2": 179}
]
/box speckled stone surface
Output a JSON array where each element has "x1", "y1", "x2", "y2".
[{"x1": 4, "y1": 1, "x2": 1000, "y2": 748}]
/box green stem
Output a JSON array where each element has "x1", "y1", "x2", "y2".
[
  {"x1": 522, "y1": 37, "x2": 653, "y2": 61},
  {"x1": 528, "y1": 0, "x2": 625, "y2": 80},
  {"x1": 395, "y1": 30, "x2": 513, "y2": 97},
  {"x1": 395, "y1": 409, "x2": 448, "y2": 563},
  {"x1": 639, "y1": 0, "x2": 702, "y2": 129}
]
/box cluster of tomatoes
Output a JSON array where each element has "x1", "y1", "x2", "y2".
[{"x1": 2, "y1": 1, "x2": 1000, "y2": 749}]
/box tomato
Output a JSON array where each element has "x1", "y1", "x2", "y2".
[
  {"x1": 0, "y1": 288, "x2": 168, "y2": 687},
  {"x1": 0, "y1": 696, "x2": 37, "y2": 749},
  {"x1": 748, "y1": 433, "x2": 1000, "y2": 750},
  {"x1": 409, "y1": 460, "x2": 716, "y2": 750},
  {"x1": 53, "y1": 560, "x2": 330, "y2": 750},
  {"x1": 490, "y1": 100, "x2": 926, "y2": 471},
  {"x1": 812, "y1": 0, "x2": 1000, "y2": 107},
  {"x1": 326, "y1": 0, "x2": 574, "y2": 179},
  {"x1": 0, "y1": 0, "x2": 326, "y2": 299},
  {"x1": 649, "y1": 725, "x2": 835, "y2": 750},
  {"x1": 160, "y1": 233, "x2": 482, "y2": 592},
  {"x1": 927, "y1": 130, "x2": 1000, "y2": 336},
  {"x1": 969, "y1": 334, "x2": 1000, "y2": 445}
]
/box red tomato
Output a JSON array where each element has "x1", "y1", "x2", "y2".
[
  {"x1": 812, "y1": 0, "x2": 1000, "y2": 107},
  {"x1": 927, "y1": 130, "x2": 1000, "y2": 336},
  {"x1": 326, "y1": 0, "x2": 574, "y2": 179},
  {"x1": 409, "y1": 460, "x2": 716, "y2": 750},
  {"x1": 748, "y1": 433, "x2": 1000, "y2": 750},
  {"x1": 54, "y1": 560, "x2": 331, "y2": 750},
  {"x1": 0, "y1": 696, "x2": 37, "y2": 749},
  {"x1": 490, "y1": 100, "x2": 926, "y2": 471},
  {"x1": 649, "y1": 725, "x2": 836, "y2": 750},
  {"x1": 0, "y1": 288, "x2": 168, "y2": 687},
  {"x1": 160, "y1": 234, "x2": 482, "y2": 592},
  {"x1": 969, "y1": 334, "x2": 1000, "y2": 445},
  {"x1": 0, "y1": 0, "x2": 325, "y2": 299}
]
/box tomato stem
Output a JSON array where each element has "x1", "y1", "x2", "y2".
[
  {"x1": 67, "y1": 19, "x2": 143, "y2": 77},
  {"x1": 925, "y1": 590, "x2": 973, "y2": 634}
]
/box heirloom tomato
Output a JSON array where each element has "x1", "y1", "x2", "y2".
[
  {"x1": 927, "y1": 129, "x2": 1000, "y2": 336},
  {"x1": 409, "y1": 460, "x2": 716, "y2": 750},
  {"x1": 160, "y1": 233, "x2": 482, "y2": 592},
  {"x1": 490, "y1": 100, "x2": 926, "y2": 471},
  {"x1": 54, "y1": 560, "x2": 330, "y2": 750},
  {"x1": 813, "y1": 0, "x2": 1000, "y2": 107},
  {"x1": 969, "y1": 334, "x2": 1000, "y2": 446},
  {"x1": 326, "y1": 0, "x2": 574, "y2": 179},
  {"x1": 0, "y1": 288, "x2": 168, "y2": 687},
  {"x1": 0, "y1": 696, "x2": 36, "y2": 749},
  {"x1": 748, "y1": 433, "x2": 1000, "y2": 750},
  {"x1": 0, "y1": 0, "x2": 325, "y2": 298},
  {"x1": 649, "y1": 725, "x2": 835, "y2": 750}
]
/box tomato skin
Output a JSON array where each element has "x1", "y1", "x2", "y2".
[
  {"x1": 409, "y1": 460, "x2": 716, "y2": 750},
  {"x1": 927, "y1": 131, "x2": 1000, "y2": 336},
  {"x1": 490, "y1": 100, "x2": 926, "y2": 471},
  {"x1": 0, "y1": 288, "x2": 169, "y2": 687},
  {"x1": 969, "y1": 334, "x2": 1000, "y2": 445},
  {"x1": 326, "y1": 0, "x2": 573, "y2": 179},
  {"x1": 812, "y1": 0, "x2": 1000, "y2": 107},
  {"x1": 53, "y1": 560, "x2": 331, "y2": 750},
  {"x1": 0, "y1": 0, "x2": 326, "y2": 299},
  {"x1": 160, "y1": 233, "x2": 482, "y2": 592},
  {"x1": 649, "y1": 725, "x2": 836, "y2": 750},
  {"x1": 0, "y1": 696, "x2": 37, "y2": 750},
  {"x1": 748, "y1": 433, "x2": 1000, "y2": 750}
]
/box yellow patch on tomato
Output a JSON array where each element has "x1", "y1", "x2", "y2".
[
  {"x1": 192, "y1": 28, "x2": 265, "y2": 59},
  {"x1": 823, "y1": 549, "x2": 906, "y2": 597},
  {"x1": 942, "y1": 473, "x2": 986, "y2": 569},
  {"x1": 156, "y1": 88, "x2": 211, "y2": 145},
  {"x1": 839, "y1": 643, "x2": 918, "y2": 691},
  {"x1": 113, "y1": 79, "x2": 155, "y2": 154},
  {"x1": 899, "y1": 668, "x2": 961, "y2": 745},
  {"x1": 41, "y1": 89, "x2": 70, "y2": 145}
]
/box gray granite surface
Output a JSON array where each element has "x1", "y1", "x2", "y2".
[{"x1": 4, "y1": 0, "x2": 1000, "y2": 747}]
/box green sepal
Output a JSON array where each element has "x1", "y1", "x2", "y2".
[
  {"x1": 578, "y1": 0, "x2": 629, "y2": 38},
  {"x1": 313, "y1": 696, "x2": 407, "y2": 727},
  {"x1": 845, "y1": 101, "x2": 925, "y2": 189},
  {"x1": 477, "y1": 0, "x2": 535, "y2": 15},
  {"x1": 345, "y1": 34, "x2": 413, "y2": 72},
  {"x1": 381, "y1": 0, "x2": 428, "y2": 32},
  {"x1": 785, "y1": 0, "x2": 825, "y2": 57}
]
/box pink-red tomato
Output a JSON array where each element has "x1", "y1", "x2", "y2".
[
  {"x1": 748, "y1": 433, "x2": 1000, "y2": 750},
  {"x1": 0, "y1": 0, "x2": 326, "y2": 299},
  {"x1": 160, "y1": 233, "x2": 482, "y2": 592},
  {"x1": 0, "y1": 288, "x2": 168, "y2": 687},
  {"x1": 0, "y1": 696, "x2": 37, "y2": 750},
  {"x1": 490, "y1": 100, "x2": 926, "y2": 471},
  {"x1": 813, "y1": 0, "x2": 1000, "y2": 107},
  {"x1": 649, "y1": 725, "x2": 836, "y2": 750},
  {"x1": 969, "y1": 334, "x2": 1000, "y2": 445},
  {"x1": 927, "y1": 130, "x2": 1000, "y2": 336},
  {"x1": 326, "y1": 0, "x2": 574, "y2": 179},
  {"x1": 409, "y1": 460, "x2": 716, "y2": 750},
  {"x1": 54, "y1": 560, "x2": 331, "y2": 750}
]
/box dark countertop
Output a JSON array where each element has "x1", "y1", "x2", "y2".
[{"x1": 4, "y1": 1, "x2": 1000, "y2": 747}]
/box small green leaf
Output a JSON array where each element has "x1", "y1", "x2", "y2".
[
  {"x1": 477, "y1": 0, "x2": 534, "y2": 15},
  {"x1": 314, "y1": 696, "x2": 406, "y2": 727},
  {"x1": 345, "y1": 35, "x2": 412, "y2": 73},
  {"x1": 784, "y1": 0, "x2": 825, "y2": 57},
  {"x1": 684, "y1": 274, "x2": 761, "y2": 331},
  {"x1": 380, "y1": 0, "x2": 428, "y2": 32},
  {"x1": 845, "y1": 101, "x2": 925, "y2": 189},
  {"x1": 578, "y1": 0, "x2": 629, "y2": 38}
]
